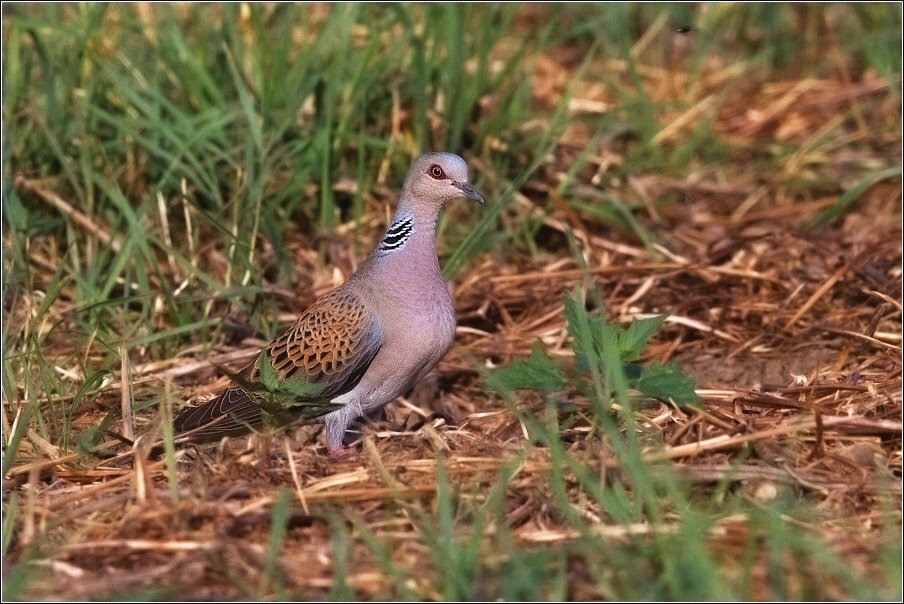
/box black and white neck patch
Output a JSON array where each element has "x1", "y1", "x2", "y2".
[{"x1": 378, "y1": 215, "x2": 414, "y2": 253}]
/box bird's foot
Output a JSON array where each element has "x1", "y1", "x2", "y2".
[{"x1": 328, "y1": 444, "x2": 358, "y2": 458}]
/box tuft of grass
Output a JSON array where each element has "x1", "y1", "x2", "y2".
[{"x1": 481, "y1": 284, "x2": 898, "y2": 599}]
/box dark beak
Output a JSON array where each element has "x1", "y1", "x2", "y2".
[{"x1": 452, "y1": 181, "x2": 486, "y2": 205}]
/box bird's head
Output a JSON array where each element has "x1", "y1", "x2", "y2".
[{"x1": 402, "y1": 152, "x2": 485, "y2": 210}]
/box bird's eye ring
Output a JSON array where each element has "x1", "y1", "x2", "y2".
[{"x1": 429, "y1": 164, "x2": 446, "y2": 179}]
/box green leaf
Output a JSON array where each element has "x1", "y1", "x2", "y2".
[
  {"x1": 563, "y1": 292, "x2": 612, "y2": 372},
  {"x1": 257, "y1": 349, "x2": 281, "y2": 392},
  {"x1": 618, "y1": 314, "x2": 669, "y2": 362},
  {"x1": 564, "y1": 293, "x2": 666, "y2": 367},
  {"x1": 224, "y1": 42, "x2": 263, "y2": 154},
  {"x1": 633, "y1": 362, "x2": 701, "y2": 408},
  {"x1": 241, "y1": 352, "x2": 333, "y2": 417},
  {"x1": 1, "y1": 402, "x2": 34, "y2": 477},
  {"x1": 483, "y1": 345, "x2": 566, "y2": 393},
  {"x1": 278, "y1": 374, "x2": 328, "y2": 399},
  {"x1": 255, "y1": 349, "x2": 330, "y2": 407}
]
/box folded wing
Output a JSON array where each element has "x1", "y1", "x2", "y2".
[{"x1": 173, "y1": 287, "x2": 382, "y2": 442}]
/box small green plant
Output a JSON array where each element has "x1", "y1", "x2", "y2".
[
  {"x1": 244, "y1": 350, "x2": 344, "y2": 419},
  {"x1": 483, "y1": 288, "x2": 700, "y2": 414}
]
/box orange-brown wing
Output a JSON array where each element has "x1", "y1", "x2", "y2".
[
  {"x1": 173, "y1": 287, "x2": 381, "y2": 441},
  {"x1": 248, "y1": 286, "x2": 383, "y2": 400}
]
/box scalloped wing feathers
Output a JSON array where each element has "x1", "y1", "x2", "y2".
[{"x1": 173, "y1": 287, "x2": 382, "y2": 441}]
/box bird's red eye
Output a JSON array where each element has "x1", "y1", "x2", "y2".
[{"x1": 429, "y1": 164, "x2": 446, "y2": 179}]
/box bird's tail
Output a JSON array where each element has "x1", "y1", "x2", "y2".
[{"x1": 172, "y1": 387, "x2": 265, "y2": 443}]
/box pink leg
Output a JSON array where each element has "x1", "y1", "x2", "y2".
[
  {"x1": 329, "y1": 444, "x2": 357, "y2": 458},
  {"x1": 324, "y1": 405, "x2": 357, "y2": 456}
]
